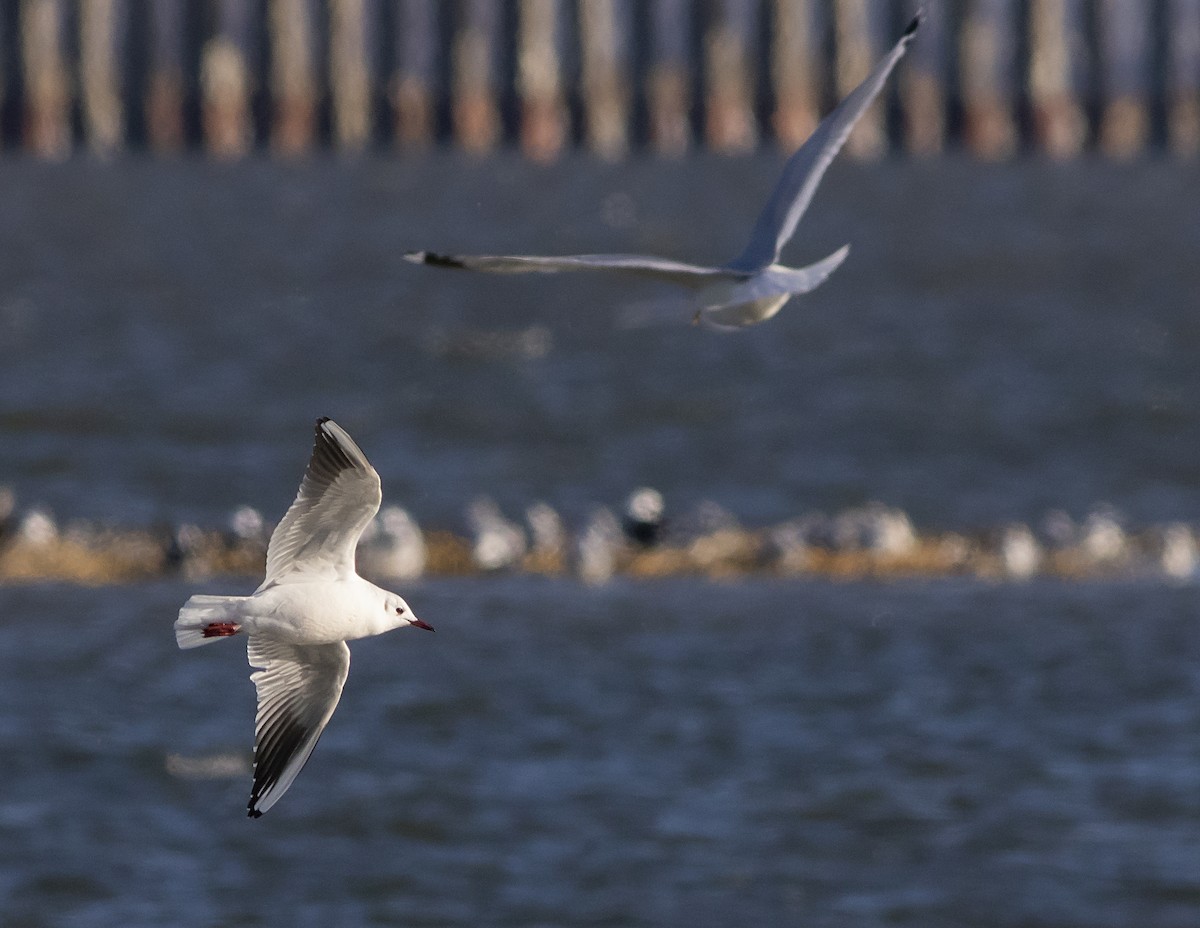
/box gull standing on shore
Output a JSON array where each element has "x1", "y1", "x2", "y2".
[
  {"x1": 405, "y1": 15, "x2": 921, "y2": 330},
  {"x1": 175, "y1": 418, "x2": 433, "y2": 817}
]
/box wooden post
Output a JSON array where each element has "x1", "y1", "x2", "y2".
[
  {"x1": 1096, "y1": 0, "x2": 1149, "y2": 159},
  {"x1": 269, "y1": 0, "x2": 317, "y2": 156},
  {"x1": 1166, "y1": 0, "x2": 1200, "y2": 156},
  {"x1": 646, "y1": 0, "x2": 692, "y2": 156},
  {"x1": 578, "y1": 0, "x2": 631, "y2": 160},
  {"x1": 900, "y1": 0, "x2": 944, "y2": 156},
  {"x1": 145, "y1": 0, "x2": 186, "y2": 153},
  {"x1": 0, "y1": 14, "x2": 6, "y2": 149},
  {"x1": 452, "y1": 0, "x2": 501, "y2": 153},
  {"x1": 80, "y1": 0, "x2": 126, "y2": 157},
  {"x1": 833, "y1": 0, "x2": 886, "y2": 159},
  {"x1": 202, "y1": 0, "x2": 255, "y2": 159},
  {"x1": 330, "y1": 0, "x2": 374, "y2": 152},
  {"x1": 769, "y1": 0, "x2": 819, "y2": 151},
  {"x1": 704, "y1": 0, "x2": 758, "y2": 154},
  {"x1": 389, "y1": 0, "x2": 438, "y2": 149},
  {"x1": 1028, "y1": 0, "x2": 1088, "y2": 158},
  {"x1": 517, "y1": 0, "x2": 568, "y2": 162},
  {"x1": 959, "y1": 0, "x2": 1019, "y2": 159},
  {"x1": 21, "y1": 0, "x2": 70, "y2": 159}
]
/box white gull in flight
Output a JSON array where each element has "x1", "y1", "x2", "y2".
[
  {"x1": 175, "y1": 418, "x2": 433, "y2": 817},
  {"x1": 404, "y1": 14, "x2": 921, "y2": 330}
]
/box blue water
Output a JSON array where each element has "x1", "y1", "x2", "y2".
[
  {"x1": 2, "y1": 578, "x2": 1199, "y2": 926},
  {"x1": 1, "y1": 154, "x2": 1200, "y2": 925},
  {"x1": 2, "y1": 156, "x2": 1199, "y2": 531}
]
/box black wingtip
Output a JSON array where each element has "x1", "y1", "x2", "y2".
[
  {"x1": 412, "y1": 251, "x2": 466, "y2": 269},
  {"x1": 903, "y1": 10, "x2": 923, "y2": 39},
  {"x1": 311, "y1": 418, "x2": 356, "y2": 472},
  {"x1": 314, "y1": 417, "x2": 337, "y2": 447},
  {"x1": 248, "y1": 806, "x2": 263, "y2": 819}
]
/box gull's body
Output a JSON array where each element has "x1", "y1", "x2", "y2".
[
  {"x1": 405, "y1": 15, "x2": 921, "y2": 330},
  {"x1": 175, "y1": 418, "x2": 433, "y2": 817}
]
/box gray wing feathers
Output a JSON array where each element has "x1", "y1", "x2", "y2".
[
  {"x1": 725, "y1": 15, "x2": 921, "y2": 273},
  {"x1": 404, "y1": 250, "x2": 731, "y2": 288},
  {"x1": 263, "y1": 418, "x2": 382, "y2": 583},
  {"x1": 247, "y1": 637, "x2": 351, "y2": 817}
]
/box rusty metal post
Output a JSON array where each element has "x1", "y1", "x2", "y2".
[
  {"x1": 1096, "y1": 0, "x2": 1149, "y2": 159},
  {"x1": 330, "y1": 0, "x2": 375, "y2": 152},
  {"x1": 202, "y1": 0, "x2": 256, "y2": 159},
  {"x1": 452, "y1": 0, "x2": 501, "y2": 153},
  {"x1": 21, "y1": 0, "x2": 71, "y2": 159},
  {"x1": 1167, "y1": 0, "x2": 1200, "y2": 156},
  {"x1": 1028, "y1": 0, "x2": 1088, "y2": 158},
  {"x1": 146, "y1": 0, "x2": 186, "y2": 153},
  {"x1": 269, "y1": 0, "x2": 317, "y2": 156},
  {"x1": 517, "y1": 0, "x2": 568, "y2": 162},
  {"x1": 769, "y1": 0, "x2": 820, "y2": 151},
  {"x1": 647, "y1": 0, "x2": 692, "y2": 156},
  {"x1": 704, "y1": 0, "x2": 758, "y2": 154},
  {"x1": 0, "y1": 14, "x2": 6, "y2": 148},
  {"x1": 833, "y1": 0, "x2": 886, "y2": 159},
  {"x1": 960, "y1": 0, "x2": 1019, "y2": 159},
  {"x1": 578, "y1": 0, "x2": 631, "y2": 159},
  {"x1": 80, "y1": 0, "x2": 127, "y2": 157},
  {"x1": 900, "y1": 0, "x2": 944, "y2": 156},
  {"x1": 389, "y1": 0, "x2": 438, "y2": 149}
]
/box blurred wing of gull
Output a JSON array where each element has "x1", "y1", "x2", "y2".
[{"x1": 404, "y1": 14, "x2": 922, "y2": 329}]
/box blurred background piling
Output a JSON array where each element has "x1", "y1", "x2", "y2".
[
  {"x1": 268, "y1": 0, "x2": 317, "y2": 155},
  {"x1": 145, "y1": 1, "x2": 188, "y2": 152},
  {"x1": 959, "y1": 0, "x2": 1019, "y2": 158},
  {"x1": 1, "y1": 0, "x2": 1198, "y2": 160},
  {"x1": 201, "y1": 0, "x2": 256, "y2": 157}
]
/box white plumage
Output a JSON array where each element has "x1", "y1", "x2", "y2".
[{"x1": 175, "y1": 418, "x2": 433, "y2": 817}]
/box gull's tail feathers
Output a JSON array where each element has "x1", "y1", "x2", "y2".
[
  {"x1": 175, "y1": 594, "x2": 250, "y2": 649},
  {"x1": 788, "y1": 244, "x2": 851, "y2": 296}
]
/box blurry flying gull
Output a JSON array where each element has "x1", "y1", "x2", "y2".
[
  {"x1": 175, "y1": 418, "x2": 433, "y2": 817},
  {"x1": 405, "y1": 15, "x2": 921, "y2": 330}
]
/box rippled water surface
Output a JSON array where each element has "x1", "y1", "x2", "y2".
[
  {"x1": 2, "y1": 155, "x2": 1199, "y2": 529},
  {"x1": 2, "y1": 154, "x2": 1200, "y2": 925},
  {"x1": 3, "y1": 579, "x2": 1200, "y2": 926}
]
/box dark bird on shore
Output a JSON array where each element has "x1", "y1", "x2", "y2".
[{"x1": 623, "y1": 487, "x2": 666, "y2": 548}]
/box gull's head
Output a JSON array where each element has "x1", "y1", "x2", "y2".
[{"x1": 383, "y1": 591, "x2": 434, "y2": 632}]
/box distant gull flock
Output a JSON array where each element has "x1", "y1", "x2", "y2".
[{"x1": 0, "y1": 482, "x2": 1196, "y2": 588}]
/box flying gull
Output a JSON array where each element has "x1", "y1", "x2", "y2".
[
  {"x1": 404, "y1": 14, "x2": 921, "y2": 330},
  {"x1": 175, "y1": 418, "x2": 433, "y2": 817}
]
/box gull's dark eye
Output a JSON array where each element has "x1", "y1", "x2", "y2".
[{"x1": 395, "y1": 606, "x2": 406, "y2": 616}]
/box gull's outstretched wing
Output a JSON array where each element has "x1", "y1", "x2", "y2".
[
  {"x1": 262, "y1": 418, "x2": 382, "y2": 585},
  {"x1": 724, "y1": 14, "x2": 921, "y2": 274},
  {"x1": 404, "y1": 250, "x2": 732, "y2": 289},
  {"x1": 246, "y1": 637, "x2": 350, "y2": 817}
]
